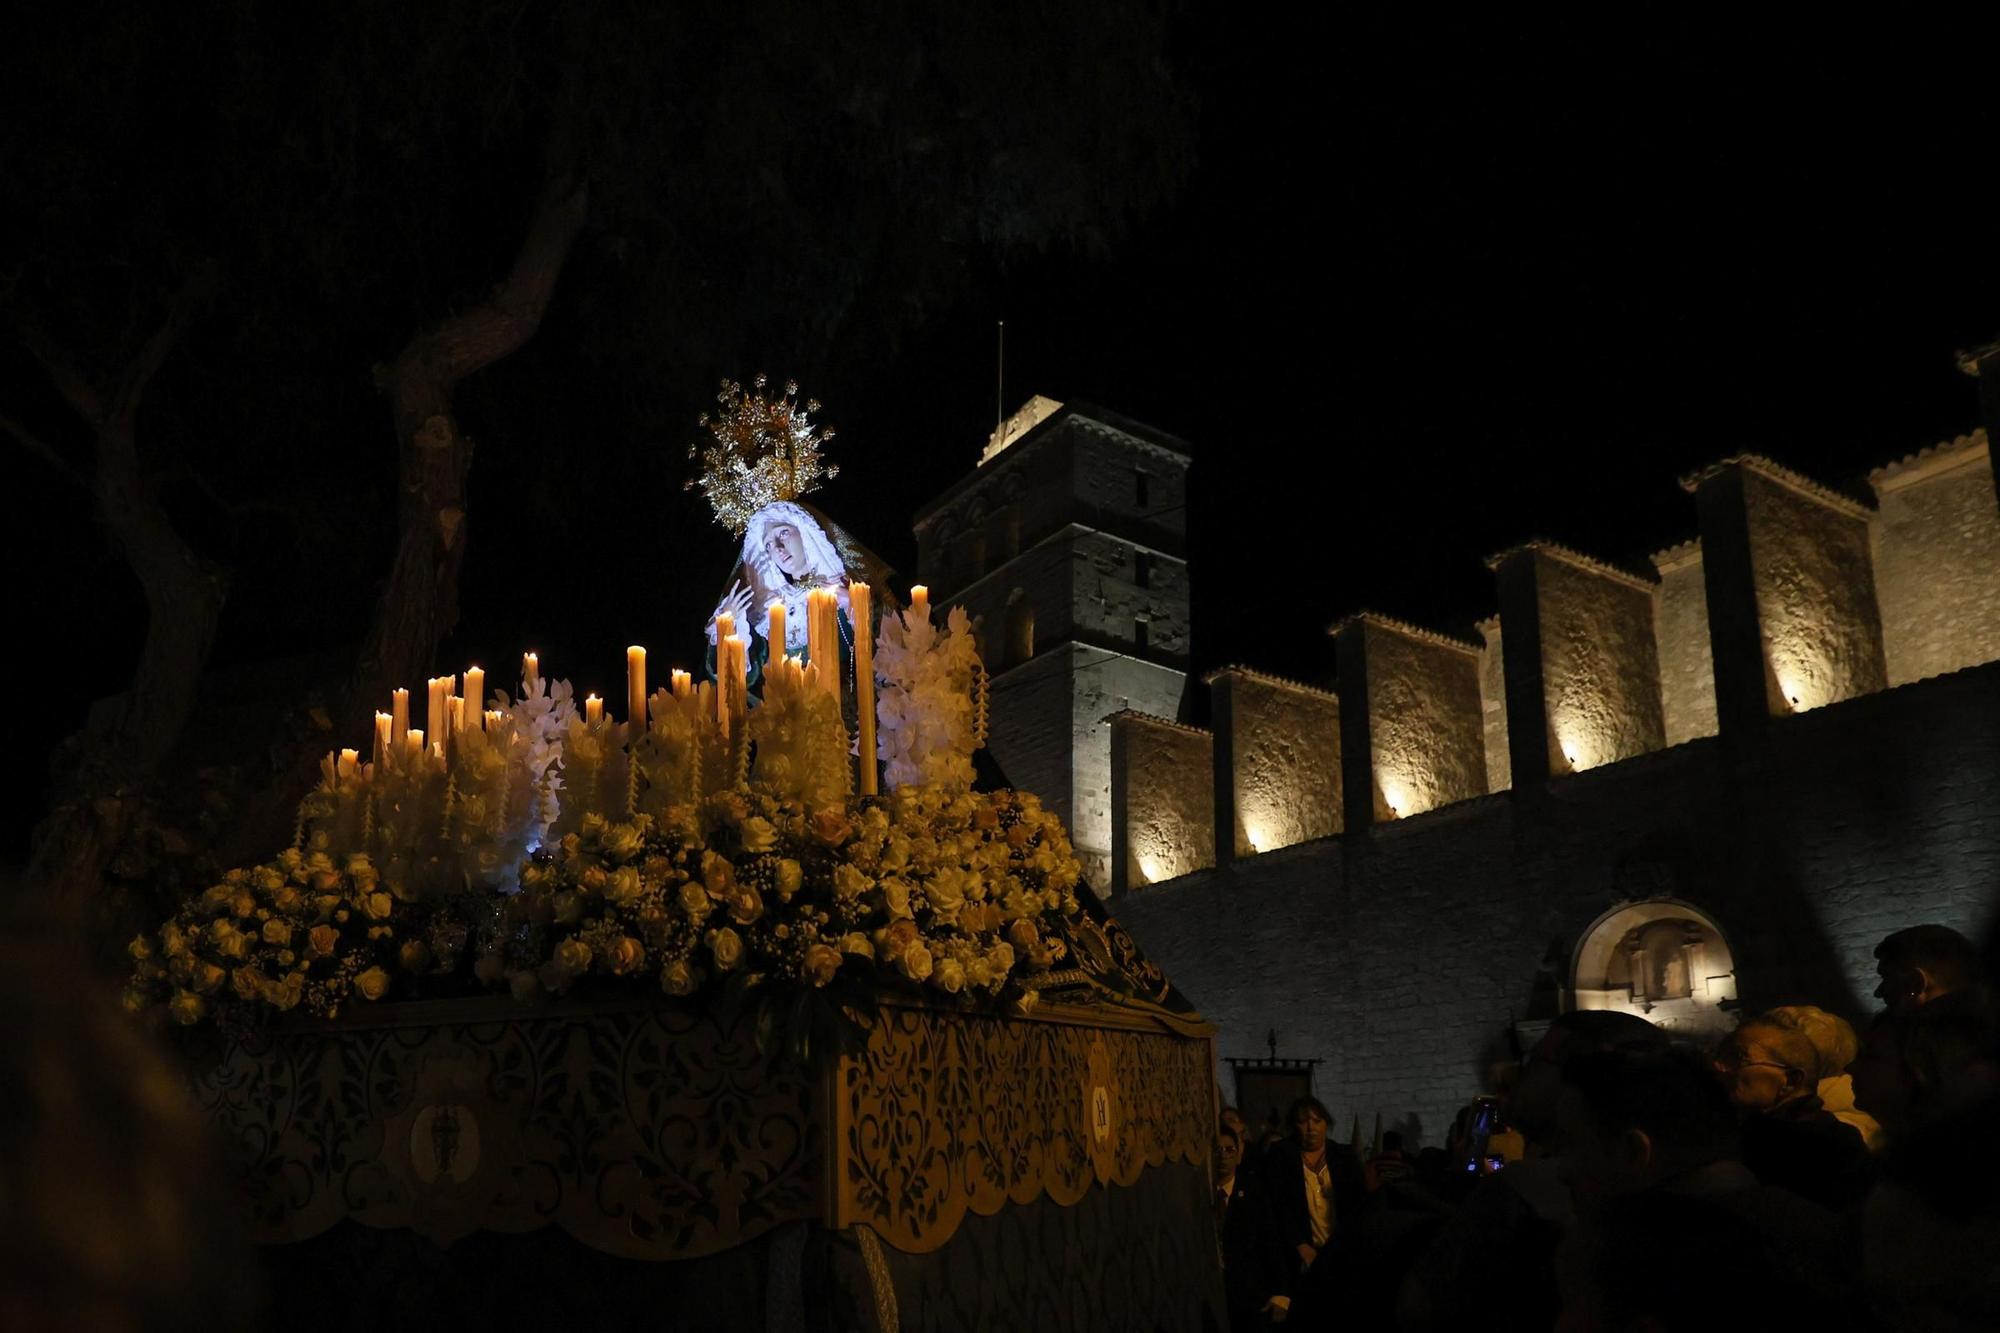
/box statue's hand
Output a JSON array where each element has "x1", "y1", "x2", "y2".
[{"x1": 708, "y1": 581, "x2": 755, "y2": 642}]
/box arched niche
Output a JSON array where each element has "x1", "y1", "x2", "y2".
[{"x1": 1570, "y1": 899, "x2": 1738, "y2": 1039}]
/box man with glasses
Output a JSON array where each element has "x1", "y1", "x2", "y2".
[{"x1": 1713, "y1": 1019, "x2": 1872, "y2": 1209}]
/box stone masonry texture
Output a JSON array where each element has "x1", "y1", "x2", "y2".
[
  {"x1": 1871, "y1": 435, "x2": 2000, "y2": 687},
  {"x1": 1115, "y1": 660, "x2": 2000, "y2": 1151}
]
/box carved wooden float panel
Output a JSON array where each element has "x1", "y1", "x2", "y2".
[{"x1": 191, "y1": 993, "x2": 1212, "y2": 1261}]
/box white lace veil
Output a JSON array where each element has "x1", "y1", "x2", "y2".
[{"x1": 737, "y1": 501, "x2": 850, "y2": 651}]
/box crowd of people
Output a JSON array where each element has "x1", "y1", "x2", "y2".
[{"x1": 1210, "y1": 923, "x2": 2000, "y2": 1332}]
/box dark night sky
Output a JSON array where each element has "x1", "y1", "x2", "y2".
[
  {"x1": 10, "y1": 14, "x2": 2000, "y2": 857},
  {"x1": 783, "y1": 19, "x2": 2000, "y2": 690}
]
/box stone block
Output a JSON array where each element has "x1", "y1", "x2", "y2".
[
  {"x1": 1334, "y1": 614, "x2": 1487, "y2": 825},
  {"x1": 1109, "y1": 712, "x2": 1214, "y2": 895},
  {"x1": 1869, "y1": 432, "x2": 2000, "y2": 686},
  {"x1": 1207, "y1": 666, "x2": 1341, "y2": 860}
]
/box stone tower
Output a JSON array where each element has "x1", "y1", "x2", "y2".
[{"x1": 912, "y1": 397, "x2": 1192, "y2": 888}]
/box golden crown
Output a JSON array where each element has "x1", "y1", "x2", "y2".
[{"x1": 685, "y1": 375, "x2": 838, "y2": 536}]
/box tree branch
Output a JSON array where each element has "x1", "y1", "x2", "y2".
[
  {"x1": 395, "y1": 181, "x2": 590, "y2": 391},
  {"x1": 0, "y1": 411, "x2": 90, "y2": 492},
  {"x1": 5, "y1": 306, "x2": 108, "y2": 426}
]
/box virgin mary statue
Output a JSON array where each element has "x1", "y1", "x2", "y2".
[
  {"x1": 705, "y1": 500, "x2": 889, "y2": 693},
  {"x1": 689, "y1": 378, "x2": 891, "y2": 696}
]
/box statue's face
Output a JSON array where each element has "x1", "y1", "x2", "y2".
[{"x1": 765, "y1": 522, "x2": 807, "y2": 577}]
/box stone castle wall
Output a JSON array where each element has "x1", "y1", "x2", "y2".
[
  {"x1": 1116, "y1": 661, "x2": 2000, "y2": 1147},
  {"x1": 1871, "y1": 433, "x2": 2000, "y2": 686},
  {"x1": 1209, "y1": 667, "x2": 1341, "y2": 859},
  {"x1": 1109, "y1": 428, "x2": 2000, "y2": 1145},
  {"x1": 1651, "y1": 542, "x2": 1719, "y2": 745},
  {"x1": 1110, "y1": 712, "x2": 1214, "y2": 893}
]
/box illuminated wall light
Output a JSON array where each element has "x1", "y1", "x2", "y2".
[
  {"x1": 1242, "y1": 819, "x2": 1269, "y2": 854},
  {"x1": 1137, "y1": 856, "x2": 1164, "y2": 886}
]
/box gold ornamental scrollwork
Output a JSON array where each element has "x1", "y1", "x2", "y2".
[{"x1": 831, "y1": 998, "x2": 1213, "y2": 1253}]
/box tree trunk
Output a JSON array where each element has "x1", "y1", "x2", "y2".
[
  {"x1": 222, "y1": 181, "x2": 589, "y2": 864},
  {"x1": 19, "y1": 301, "x2": 228, "y2": 918}
]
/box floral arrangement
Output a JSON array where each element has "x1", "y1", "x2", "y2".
[
  {"x1": 130, "y1": 581, "x2": 1053, "y2": 1060},
  {"x1": 874, "y1": 604, "x2": 986, "y2": 790},
  {"x1": 126, "y1": 782, "x2": 1082, "y2": 1060}
]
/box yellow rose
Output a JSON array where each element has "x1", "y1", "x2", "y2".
[
  {"x1": 803, "y1": 943, "x2": 842, "y2": 987},
  {"x1": 207, "y1": 921, "x2": 249, "y2": 961},
  {"x1": 519, "y1": 862, "x2": 550, "y2": 891},
  {"x1": 552, "y1": 891, "x2": 584, "y2": 925},
  {"x1": 231, "y1": 967, "x2": 263, "y2": 1001},
  {"x1": 581, "y1": 866, "x2": 608, "y2": 893},
  {"x1": 261, "y1": 918, "x2": 293, "y2": 947},
  {"x1": 580, "y1": 812, "x2": 607, "y2": 839},
  {"x1": 708, "y1": 927, "x2": 744, "y2": 971},
  {"x1": 679, "y1": 882, "x2": 712, "y2": 918},
  {"x1": 306, "y1": 924, "x2": 339, "y2": 958},
  {"x1": 128, "y1": 933, "x2": 156, "y2": 962},
  {"x1": 875, "y1": 919, "x2": 918, "y2": 962},
  {"x1": 833, "y1": 864, "x2": 871, "y2": 902},
  {"x1": 270, "y1": 972, "x2": 305, "y2": 1012},
  {"x1": 200, "y1": 883, "x2": 236, "y2": 912},
  {"x1": 398, "y1": 939, "x2": 431, "y2": 972},
  {"x1": 160, "y1": 921, "x2": 188, "y2": 958},
  {"x1": 933, "y1": 957, "x2": 966, "y2": 994},
  {"x1": 925, "y1": 870, "x2": 965, "y2": 922},
  {"x1": 810, "y1": 808, "x2": 853, "y2": 847},
  {"x1": 775, "y1": 859, "x2": 803, "y2": 899},
  {"x1": 898, "y1": 942, "x2": 934, "y2": 983},
  {"x1": 362, "y1": 892, "x2": 394, "y2": 921},
  {"x1": 659, "y1": 959, "x2": 701, "y2": 996},
  {"x1": 728, "y1": 886, "x2": 765, "y2": 926},
  {"x1": 605, "y1": 865, "x2": 644, "y2": 907},
  {"x1": 353, "y1": 966, "x2": 391, "y2": 1002},
  {"x1": 602, "y1": 821, "x2": 645, "y2": 862},
  {"x1": 606, "y1": 936, "x2": 646, "y2": 976},
  {"x1": 967, "y1": 956, "x2": 995, "y2": 989},
  {"x1": 702, "y1": 851, "x2": 735, "y2": 896},
  {"x1": 169, "y1": 990, "x2": 208, "y2": 1025},
  {"x1": 253, "y1": 865, "x2": 285, "y2": 893},
  {"x1": 554, "y1": 938, "x2": 592, "y2": 976},
  {"x1": 738, "y1": 816, "x2": 778, "y2": 853},
  {"x1": 881, "y1": 877, "x2": 914, "y2": 920},
  {"x1": 840, "y1": 932, "x2": 875, "y2": 959}
]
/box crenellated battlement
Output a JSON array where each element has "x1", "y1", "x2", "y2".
[{"x1": 1111, "y1": 428, "x2": 2000, "y2": 892}]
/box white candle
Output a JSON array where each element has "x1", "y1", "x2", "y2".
[
  {"x1": 719, "y1": 635, "x2": 748, "y2": 735},
  {"x1": 486, "y1": 709, "x2": 503, "y2": 734},
  {"x1": 406, "y1": 729, "x2": 426, "y2": 766},
  {"x1": 392, "y1": 687, "x2": 410, "y2": 746},
  {"x1": 426, "y1": 677, "x2": 445, "y2": 748},
  {"x1": 338, "y1": 749, "x2": 360, "y2": 786},
  {"x1": 523, "y1": 652, "x2": 540, "y2": 694},
  {"x1": 671, "y1": 669, "x2": 692, "y2": 700},
  {"x1": 910, "y1": 585, "x2": 929, "y2": 621},
  {"x1": 585, "y1": 694, "x2": 603, "y2": 725},
  {"x1": 852, "y1": 582, "x2": 876, "y2": 795},
  {"x1": 374, "y1": 711, "x2": 393, "y2": 771},
  {"x1": 627, "y1": 645, "x2": 647, "y2": 733},
  {"x1": 464, "y1": 665, "x2": 485, "y2": 712},
  {"x1": 716, "y1": 611, "x2": 735, "y2": 643}
]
